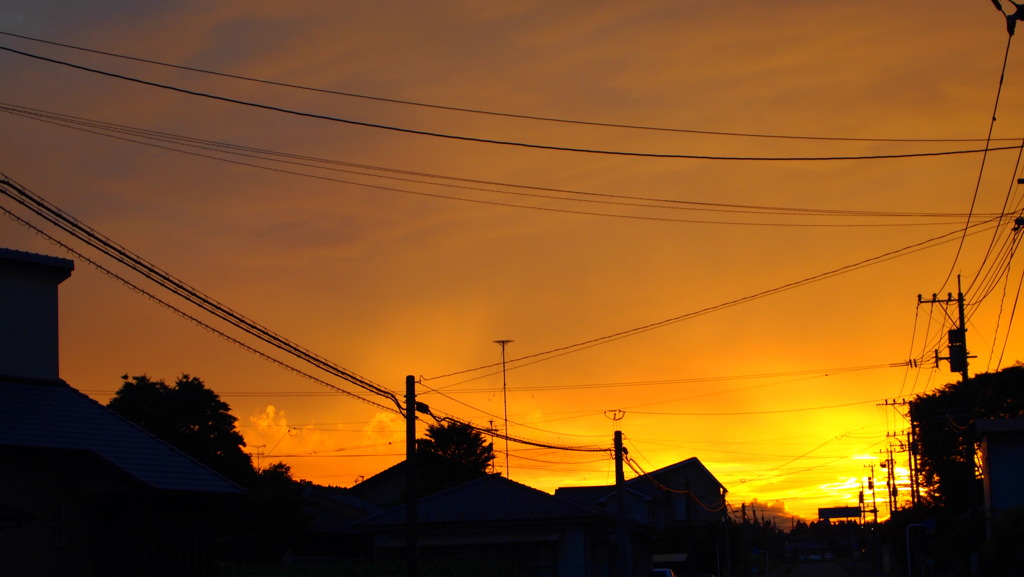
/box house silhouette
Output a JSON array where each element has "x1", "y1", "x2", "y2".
[{"x1": 0, "y1": 248, "x2": 242, "y2": 577}]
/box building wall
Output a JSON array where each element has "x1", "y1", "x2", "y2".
[
  {"x1": 0, "y1": 450, "x2": 126, "y2": 576},
  {"x1": 0, "y1": 448, "x2": 220, "y2": 577},
  {"x1": 982, "y1": 432, "x2": 1024, "y2": 514},
  {"x1": 648, "y1": 465, "x2": 726, "y2": 525},
  {"x1": 0, "y1": 251, "x2": 72, "y2": 380}
]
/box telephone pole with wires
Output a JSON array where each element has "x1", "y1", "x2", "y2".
[
  {"x1": 919, "y1": 275, "x2": 973, "y2": 384},
  {"x1": 614, "y1": 430, "x2": 631, "y2": 577},
  {"x1": 880, "y1": 398, "x2": 921, "y2": 508}
]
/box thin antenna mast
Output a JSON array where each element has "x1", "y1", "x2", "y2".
[{"x1": 494, "y1": 339, "x2": 513, "y2": 477}]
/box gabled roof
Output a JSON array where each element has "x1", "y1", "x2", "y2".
[
  {"x1": 558, "y1": 457, "x2": 726, "y2": 500},
  {"x1": 629, "y1": 456, "x2": 726, "y2": 492},
  {"x1": 360, "y1": 473, "x2": 608, "y2": 528},
  {"x1": 304, "y1": 484, "x2": 384, "y2": 515},
  {"x1": 555, "y1": 484, "x2": 617, "y2": 504},
  {"x1": 0, "y1": 377, "x2": 242, "y2": 494},
  {"x1": 348, "y1": 452, "x2": 488, "y2": 506},
  {"x1": 555, "y1": 484, "x2": 652, "y2": 505}
]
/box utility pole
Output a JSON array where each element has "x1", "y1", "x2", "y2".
[
  {"x1": 406, "y1": 375, "x2": 418, "y2": 577},
  {"x1": 880, "y1": 448, "x2": 896, "y2": 515},
  {"x1": 487, "y1": 419, "x2": 496, "y2": 474},
  {"x1": 919, "y1": 275, "x2": 972, "y2": 383},
  {"x1": 907, "y1": 425, "x2": 920, "y2": 508},
  {"x1": 887, "y1": 449, "x2": 898, "y2": 513},
  {"x1": 251, "y1": 444, "x2": 266, "y2": 471},
  {"x1": 919, "y1": 278, "x2": 981, "y2": 574},
  {"x1": 868, "y1": 464, "x2": 879, "y2": 525},
  {"x1": 494, "y1": 339, "x2": 513, "y2": 478},
  {"x1": 614, "y1": 430, "x2": 631, "y2": 577},
  {"x1": 880, "y1": 398, "x2": 920, "y2": 509}
]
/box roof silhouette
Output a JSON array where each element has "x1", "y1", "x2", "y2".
[
  {"x1": 360, "y1": 473, "x2": 607, "y2": 527},
  {"x1": 0, "y1": 377, "x2": 243, "y2": 494}
]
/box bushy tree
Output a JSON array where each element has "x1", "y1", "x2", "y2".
[
  {"x1": 910, "y1": 364, "x2": 1024, "y2": 510},
  {"x1": 417, "y1": 419, "x2": 495, "y2": 473},
  {"x1": 109, "y1": 374, "x2": 308, "y2": 563},
  {"x1": 108, "y1": 374, "x2": 256, "y2": 486}
]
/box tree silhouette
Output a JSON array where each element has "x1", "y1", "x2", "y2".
[
  {"x1": 910, "y1": 364, "x2": 1024, "y2": 510},
  {"x1": 108, "y1": 374, "x2": 256, "y2": 486},
  {"x1": 417, "y1": 419, "x2": 495, "y2": 473}
]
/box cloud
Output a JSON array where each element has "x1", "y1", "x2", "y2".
[
  {"x1": 249, "y1": 403, "x2": 287, "y2": 431},
  {"x1": 362, "y1": 411, "x2": 405, "y2": 445}
]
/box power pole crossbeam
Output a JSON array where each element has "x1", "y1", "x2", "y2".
[{"x1": 918, "y1": 275, "x2": 973, "y2": 383}]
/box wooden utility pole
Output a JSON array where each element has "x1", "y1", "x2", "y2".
[
  {"x1": 868, "y1": 464, "x2": 879, "y2": 524},
  {"x1": 881, "y1": 398, "x2": 922, "y2": 509},
  {"x1": 614, "y1": 431, "x2": 631, "y2": 577},
  {"x1": 406, "y1": 375, "x2": 418, "y2": 577},
  {"x1": 919, "y1": 275, "x2": 972, "y2": 383}
]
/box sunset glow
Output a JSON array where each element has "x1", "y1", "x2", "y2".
[{"x1": 3, "y1": 1, "x2": 1023, "y2": 523}]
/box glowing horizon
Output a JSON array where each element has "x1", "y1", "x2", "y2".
[{"x1": 3, "y1": 0, "x2": 1021, "y2": 524}]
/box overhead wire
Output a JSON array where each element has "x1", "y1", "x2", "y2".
[
  {"x1": 995, "y1": 254, "x2": 1024, "y2": 369},
  {"x1": 897, "y1": 303, "x2": 924, "y2": 399},
  {"x1": 2, "y1": 44, "x2": 1022, "y2": 162},
  {"x1": 0, "y1": 102, "x2": 1000, "y2": 226},
  {"x1": 422, "y1": 411, "x2": 610, "y2": 454},
  {"x1": 4, "y1": 23, "x2": 1019, "y2": 506},
  {"x1": 2, "y1": 103, "x2": 991, "y2": 228},
  {"x1": 965, "y1": 140, "x2": 1024, "y2": 301},
  {"x1": 0, "y1": 205, "x2": 398, "y2": 414},
  {"x1": 433, "y1": 362, "x2": 910, "y2": 394},
  {"x1": 425, "y1": 217, "x2": 1006, "y2": 383},
  {"x1": 0, "y1": 105, "x2": 987, "y2": 229},
  {"x1": 2, "y1": 29, "x2": 1022, "y2": 145},
  {"x1": 0, "y1": 175, "x2": 403, "y2": 411},
  {"x1": 6, "y1": 20, "x2": 1021, "y2": 502},
  {"x1": 940, "y1": 32, "x2": 1016, "y2": 292},
  {"x1": 729, "y1": 432, "x2": 852, "y2": 488},
  {"x1": 0, "y1": 175, "x2": 616, "y2": 455},
  {"x1": 970, "y1": 146, "x2": 1024, "y2": 371},
  {"x1": 627, "y1": 396, "x2": 908, "y2": 417},
  {"x1": 622, "y1": 454, "x2": 727, "y2": 512}
]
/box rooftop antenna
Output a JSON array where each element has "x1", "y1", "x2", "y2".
[{"x1": 494, "y1": 339, "x2": 513, "y2": 477}]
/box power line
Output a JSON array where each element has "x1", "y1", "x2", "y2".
[
  {"x1": 425, "y1": 217, "x2": 1006, "y2": 382},
  {"x1": 627, "y1": 396, "x2": 907, "y2": 417},
  {"x1": 622, "y1": 454, "x2": 726, "y2": 512},
  {"x1": 2, "y1": 29, "x2": 1020, "y2": 145},
  {"x1": 424, "y1": 412, "x2": 610, "y2": 454},
  {"x1": 1, "y1": 175, "x2": 617, "y2": 456},
  {"x1": 0, "y1": 175, "x2": 403, "y2": 411},
  {"x1": 939, "y1": 32, "x2": 1017, "y2": 291},
  {"x1": 729, "y1": 432, "x2": 856, "y2": 487},
  {"x1": 3, "y1": 44, "x2": 1022, "y2": 161},
  {"x1": 0, "y1": 102, "x2": 998, "y2": 228},
  {"x1": 0, "y1": 205, "x2": 398, "y2": 414},
  {"x1": 434, "y1": 362, "x2": 909, "y2": 393}
]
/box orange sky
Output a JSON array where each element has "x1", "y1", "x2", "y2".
[{"x1": 2, "y1": 1, "x2": 1023, "y2": 523}]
